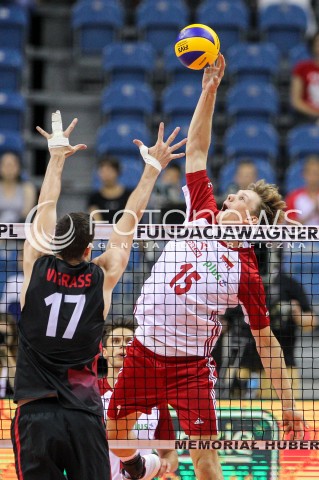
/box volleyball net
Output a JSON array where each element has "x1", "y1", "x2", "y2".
[{"x1": 0, "y1": 223, "x2": 319, "y2": 477}]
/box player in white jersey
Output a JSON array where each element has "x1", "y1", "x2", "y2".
[
  {"x1": 101, "y1": 317, "x2": 178, "y2": 480},
  {"x1": 107, "y1": 55, "x2": 306, "y2": 480}
]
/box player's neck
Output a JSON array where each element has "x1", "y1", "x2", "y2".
[{"x1": 107, "y1": 367, "x2": 120, "y2": 389}]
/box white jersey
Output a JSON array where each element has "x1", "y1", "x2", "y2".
[
  {"x1": 103, "y1": 387, "x2": 171, "y2": 480},
  {"x1": 135, "y1": 170, "x2": 270, "y2": 357}
]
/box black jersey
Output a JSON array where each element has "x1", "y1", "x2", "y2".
[{"x1": 14, "y1": 255, "x2": 105, "y2": 416}]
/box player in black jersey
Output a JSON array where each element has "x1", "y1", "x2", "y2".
[{"x1": 11, "y1": 111, "x2": 187, "y2": 480}]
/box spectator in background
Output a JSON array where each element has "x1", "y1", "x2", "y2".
[
  {"x1": 88, "y1": 156, "x2": 132, "y2": 224},
  {"x1": 0, "y1": 247, "x2": 23, "y2": 320},
  {"x1": 151, "y1": 162, "x2": 184, "y2": 224},
  {"x1": 224, "y1": 160, "x2": 258, "y2": 196},
  {"x1": 101, "y1": 316, "x2": 178, "y2": 480},
  {"x1": 291, "y1": 31, "x2": 319, "y2": 121},
  {"x1": 286, "y1": 155, "x2": 319, "y2": 225},
  {"x1": 0, "y1": 152, "x2": 36, "y2": 223},
  {"x1": 0, "y1": 313, "x2": 17, "y2": 398},
  {"x1": 217, "y1": 252, "x2": 316, "y2": 401}
]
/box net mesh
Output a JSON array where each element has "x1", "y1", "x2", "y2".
[{"x1": 0, "y1": 225, "x2": 319, "y2": 479}]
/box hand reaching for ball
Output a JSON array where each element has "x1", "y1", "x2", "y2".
[{"x1": 202, "y1": 54, "x2": 226, "y2": 93}]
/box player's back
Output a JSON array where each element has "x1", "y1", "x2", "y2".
[{"x1": 14, "y1": 255, "x2": 105, "y2": 415}]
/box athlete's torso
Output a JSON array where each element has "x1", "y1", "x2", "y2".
[{"x1": 14, "y1": 255, "x2": 105, "y2": 416}]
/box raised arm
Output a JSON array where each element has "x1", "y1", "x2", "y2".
[
  {"x1": 252, "y1": 326, "x2": 305, "y2": 439},
  {"x1": 93, "y1": 123, "x2": 187, "y2": 288},
  {"x1": 21, "y1": 112, "x2": 86, "y2": 306},
  {"x1": 186, "y1": 54, "x2": 225, "y2": 174}
]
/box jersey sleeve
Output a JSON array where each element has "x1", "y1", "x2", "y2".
[
  {"x1": 182, "y1": 169, "x2": 219, "y2": 224},
  {"x1": 154, "y1": 404, "x2": 176, "y2": 440},
  {"x1": 238, "y1": 252, "x2": 270, "y2": 331}
]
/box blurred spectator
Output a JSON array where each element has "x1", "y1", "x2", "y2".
[
  {"x1": 219, "y1": 253, "x2": 316, "y2": 400},
  {"x1": 224, "y1": 160, "x2": 258, "y2": 197},
  {"x1": 88, "y1": 156, "x2": 132, "y2": 224},
  {"x1": 0, "y1": 248, "x2": 23, "y2": 320},
  {"x1": 151, "y1": 162, "x2": 184, "y2": 224},
  {"x1": 286, "y1": 155, "x2": 319, "y2": 225},
  {"x1": 258, "y1": 0, "x2": 317, "y2": 36},
  {"x1": 291, "y1": 31, "x2": 319, "y2": 121},
  {"x1": 0, "y1": 313, "x2": 18, "y2": 398},
  {"x1": 0, "y1": 152, "x2": 36, "y2": 223}
]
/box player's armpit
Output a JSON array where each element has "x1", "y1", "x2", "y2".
[{"x1": 92, "y1": 248, "x2": 128, "y2": 289}]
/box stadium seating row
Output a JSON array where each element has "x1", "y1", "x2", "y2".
[{"x1": 72, "y1": 0, "x2": 308, "y2": 55}]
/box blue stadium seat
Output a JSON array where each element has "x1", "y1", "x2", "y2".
[
  {"x1": 118, "y1": 158, "x2": 144, "y2": 189},
  {"x1": 218, "y1": 158, "x2": 277, "y2": 195},
  {"x1": 289, "y1": 43, "x2": 311, "y2": 69},
  {"x1": 284, "y1": 159, "x2": 306, "y2": 193},
  {"x1": 72, "y1": 0, "x2": 124, "y2": 55},
  {"x1": 96, "y1": 120, "x2": 151, "y2": 158},
  {"x1": 0, "y1": 130, "x2": 24, "y2": 155},
  {"x1": 226, "y1": 81, "x2": 279, "y2": 122},
  {"x1": 162, "y1": 81, "x2": 202, "y2": 125},
  {"x1": 227, "y1": 42, "x2": 280, "y2": 82},
  {"x1": 287, "y1": 124, "x2": 319, "y2": 160},
  {"x1": 0, "y1": 49, "x2": 23, "y2": 91},
  {"x1": 0, "y1": 92, "x2": 25, "y2": 131},
  {"x1": 224, "y1": 121, "x2": 279, "y2": 162},
  {"x1": 101, "y1": 81, "x2": 155, "y2": 122},
  {"x1": 163, "y1": 45, "x2": 201, "y2": 84},
  {"x1": 102, "y1": 42, "x2": 156, "y2": 83},
  {"x1": 164, "y1": 120, "x2": 214, "y2": 160},
  {"x1": 136, "y1": 1, "x2": 188, "y2": 53},
  {"x1": 259, "y1": 4, "x2": 307, "y2": 55},
  {"x1": 196, "y1": 0, "x2": 249, "y2": 53},
  {"x1": 0, "y1": 5, "x2": 28, "y2": 50}
]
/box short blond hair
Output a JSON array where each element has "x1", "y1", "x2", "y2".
[{"x1": 248, "y1": 180, "x2": 286, "y2": 225}]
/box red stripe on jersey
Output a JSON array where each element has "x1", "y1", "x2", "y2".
[
  {"x1": 238, "y1": 249, "x2": 270, "y2": 330},
  {"x1": 14, "y1": 407, "x2": 24, "y2": 480},
  {"x1": 185, "y1": 170, "x2": 220, "y2": 223},
  {"x1": 221, "y1": 254, "x2": 234, "y2": 269}
]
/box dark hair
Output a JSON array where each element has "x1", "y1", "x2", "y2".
[
  {"x1": 98, "y1": 155, "x2": 121, "y2": 174},
  {"x1": 54, "y1": 212, "x2": 94, "y2": 262},
  {"x1": 102, "y1": 316, "x2": 137, "y2": 346},
  {"x1": 167, "y1": 162, "x2": 182, "y2": 173}
]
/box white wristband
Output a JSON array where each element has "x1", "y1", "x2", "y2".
[
  {"x1": 139, "y1": 144, "x2": 162, "y2": 172},
  {"x1": 47, "y1": 110, "x2": 69, "y2": 149}
]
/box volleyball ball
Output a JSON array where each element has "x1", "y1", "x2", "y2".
[{"x1": 175, "y1": 24, "x2": 220, "y2": 70}]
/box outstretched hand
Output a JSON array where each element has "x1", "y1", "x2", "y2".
[
  {"x1": 133, "y1": 122, "x2": 187, "y2": 171},
  {"x1": 202, "y1": 54, "x2": 226, "y2": 93},
  {"x1": 36, "y1": 116, "x2": 87, "y2": 158}
]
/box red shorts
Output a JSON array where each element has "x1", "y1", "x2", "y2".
[{"x1": 107, "y1": 338, "x2": 218, "y2": 436}]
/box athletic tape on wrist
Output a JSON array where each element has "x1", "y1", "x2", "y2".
[
  {"x1": 48, "y1": 110, "x2": 70, "y2": 149},
  {"x1": 139, "y1": 145, "x2": 162, "y2": 172}
]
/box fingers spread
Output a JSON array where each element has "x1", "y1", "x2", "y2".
[
  {"x1": 74, "y1": 144, "x2": 87, "y2": 151},
  {"x1": 133, "y1": 139, "x2": 143, "y2": 147},
  {"x1": 166, "y1": 126, "x2": 180, "y2": 146},
  {"x1": 64, "y1": 118, "x2": 78, "y2": 137},
  {"x1": 36, "y1": 126, "x2": 50, "y2": 139},
  {"x1": 157, "y1": 122, "x2": 164, "y2": 142},
  {"x1": 170, "y1": 137, "x2": 187, "y2": 152}
]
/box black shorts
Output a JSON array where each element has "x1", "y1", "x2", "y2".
[{"x1": 11, "y1": 398, "x2": 110, "y2": 480}]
